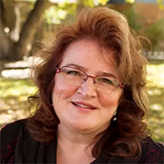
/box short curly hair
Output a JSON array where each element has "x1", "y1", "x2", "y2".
[{"x1": 27, "y1": 7, "x2": 149, "y2": 159}]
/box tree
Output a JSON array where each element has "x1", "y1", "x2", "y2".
[
  {"x1": 0, "y1": 0, "x2": 103, "y2": 61},
  {"x1": 157, "y1": 0, "x2": 164, "y2": 9},
  {"x1": 145, "y1": 18, "x2": 164, "y2": 51},
  {"x1": 122, "y1": 5, "x2": 144, "y2": 32},
  {"x1": 0, "y1": 0, "x2": 51, "y2": 61},
  {"x1": 76, "y1": 0, "x2": 110, "y2": 17}
]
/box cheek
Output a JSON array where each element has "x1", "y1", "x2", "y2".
[
  {"x1": 52, "y1": 77, "x2": 76, "y2": 100},
  {"x1": 98, "y1": 91, "x2": 122, "y2": 109}
]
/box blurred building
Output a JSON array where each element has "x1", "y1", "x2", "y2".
[
  {"x1": 135, "y1": 0, "x2": 164, "y2": 27},
  {"x1": 108, "y1": 0, "x2": 164, "y2": 26}
]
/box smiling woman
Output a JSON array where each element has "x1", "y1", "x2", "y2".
[
  {"x1": 1, "y1": 7, "x2": 163, "y2": 164},
  {"x1": 52, "y1": 39, "x2": 123, "y2": 139}
]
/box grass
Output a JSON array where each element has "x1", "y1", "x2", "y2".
[
  {"x1": 146, "y1": 63, "x2": 164, "y2": 142},
  {"x1": 0, "y1": 79, "x2": 36, "y2": 127},
  {"x1": 0, "y1": 63, "x2": 164, "y2": 142}
]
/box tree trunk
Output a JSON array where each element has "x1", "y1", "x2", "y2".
[
  {"x1": 1, "y1": 0, "x2": 16, "y2": 31},
  {"x1": 0, "y1": 0, "x2": 17, "y2": 61},
  {"x1": 0, "y1": 17, "x2": 15, "y2": 61},
  {"x1": 16, "y1": 0, "x2": 51, "y2": 60}
]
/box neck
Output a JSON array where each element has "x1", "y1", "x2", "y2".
[
  {"x1": 57, "y1": 123, "x2": 97, "y2": 149},
  {"x1": 57, "y1": 124, "x2": 98, "y2": 164}
]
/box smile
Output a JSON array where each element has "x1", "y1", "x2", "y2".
[{"x1": 72, "y1": 102, "x2": 97, "y2": 110}]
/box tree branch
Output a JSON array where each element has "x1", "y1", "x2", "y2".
[{"x1": 16, "y1": 0, "x2": 51, "y2": 59}]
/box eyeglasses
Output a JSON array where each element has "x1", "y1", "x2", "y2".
[{"x1": 56, "y1": 66, "x2": 124, "y2": 94}]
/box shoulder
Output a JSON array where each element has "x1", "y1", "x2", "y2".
[
  {"x1": 0, "y1": 119, "x2": 27, "y2": 162},
  {"x1": 140, "y1": 137, "x2": 164, "y2": 163},
  {"x1": 1, "y1": 119, "x2": 26, "y2": 139}
]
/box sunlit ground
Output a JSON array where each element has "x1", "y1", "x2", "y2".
[
  {"x1": 146, "y1": 62, "x2": 164, "y2": 142},
  {"x1": 0, "y1": 79, "x2": 36, "y2": 126},
  {"x1": 0, "y1": 63, "x2": 164, "y2": 142}
]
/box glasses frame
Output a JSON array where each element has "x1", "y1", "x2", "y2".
[{"x1": 56, "y1": 66, "x2": 124, "y2": 89}]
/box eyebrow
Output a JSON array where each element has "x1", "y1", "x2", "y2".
[
  {"x1": 66, "y1": 63, "x2": 86, "y2": 71},
  {"x1": 65, "y1": 63, "x2": 117, "y2": 78}
]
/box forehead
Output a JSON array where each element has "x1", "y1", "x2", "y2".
[{"x1": 60, "y1": 39, "x2": 119, "y2": 75}]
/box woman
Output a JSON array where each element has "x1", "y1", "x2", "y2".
[{"x1": 1, "y1": 7, "x2": 163, "y2": 164}]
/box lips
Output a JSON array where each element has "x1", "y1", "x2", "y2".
[{"x1": 72, "y1": 101, "x2": 97, "y2": 110}]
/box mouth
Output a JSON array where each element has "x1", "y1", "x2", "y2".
[{"x1": 72, "y1": 102, "x2": 97, "y2": 110}]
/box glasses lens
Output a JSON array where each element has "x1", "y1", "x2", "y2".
[
  {"x1": 59, "y1": 67, "x2": 84, "y2": 86},
  {"x1": 95, "y1": 75, "x2": 120, "y2": 93},
  {"x1": 57, "y1": 66, "x2": 122, "y2": 94}
]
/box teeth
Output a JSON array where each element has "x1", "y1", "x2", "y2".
[{"x1": 75, "y1": 103, "x2": 93, "y2": 109}]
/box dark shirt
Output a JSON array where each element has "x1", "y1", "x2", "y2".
[{"x1": 0, "y1": 119, "x2": 163, "y2": 163}]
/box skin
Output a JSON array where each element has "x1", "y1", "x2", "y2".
[{"x1": 52, "y1": 39, "x2": 123, "y2": 163}]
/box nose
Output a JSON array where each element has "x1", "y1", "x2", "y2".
[{"x1": 77, "y1": 78, "x2": 97, "y2": 97}]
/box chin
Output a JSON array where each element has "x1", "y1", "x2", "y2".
[{"x1": 69, "y1": 121, "x2": 97, "y2": 132}]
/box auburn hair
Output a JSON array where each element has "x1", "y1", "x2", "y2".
[{"x1": 27, "y1": 7, "x2": 149, "y2": 159}]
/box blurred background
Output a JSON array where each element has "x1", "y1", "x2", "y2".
[{"x1": 0, "y1": 0, "x2": 164, "y2": 142}]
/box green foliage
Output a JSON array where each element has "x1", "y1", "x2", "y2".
[
  {"x1": 126, "y1": 0, "x2": 135, "y2": 3},
  {"x1": 58, "y1": 3, "x2": 76, "y2": 15},
  {"x1": 79, "y1": 0, "x2": 109, "y2": 6},
  {"x1": 146, "y1": 63, "x2": 164, "y2": 142},
  {"x1": 0, "y1": 79, "x2": 37, "y2": 127},
  {"x1": 97, "y1": 0, "x2": 109, "y2": 5},
  {"x1": 44, "y1": 0, "x2": 113, "y2": 25},
  {"x1": 157, "y1": 0, "x2": 164, "y2": 9},
  {"x1": 0, "y1": 79, "x2": 36, "y2": 98},
  {"x1": 122, "y1": 6, "x2": 145, "y2": 31},
  {"x1": 145, "y1": 19, "x2": 164, "y2": 50},
  {"x1": 44, "y1": 2, "x2": 77, "y2": 25},
  {"x1": 83, "y1": 0, "x2": 94, "y2": 7},
  {"x1": 45, "y1": 6, "x2": 68, "y2": 24}
]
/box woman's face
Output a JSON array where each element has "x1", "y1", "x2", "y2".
[{"x1": 52, "y1": 39, "x2": 123, "y2": 134}]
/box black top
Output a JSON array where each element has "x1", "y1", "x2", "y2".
[{"x1": 0, "y1": 119, "x2": 163, "y2": 164}]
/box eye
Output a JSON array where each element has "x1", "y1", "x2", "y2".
[
  {"x1": 67, "y1": 70, "x2": 81, "y2": 76},
  {"x1": 61, "y1": 67, "x2": 83, "y2": 76},
  {"x1": 97, "y1": 77, "x2": 113, "y2": 85}
]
